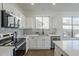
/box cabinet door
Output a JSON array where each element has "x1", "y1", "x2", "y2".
[
  {"x1": 25, "y1": 17, "x2": 35, "y2": 29},
  {"x1": 37, "y1": 36, "x2": 46, "y2": 49},
  {"x1": 44, "y1": 37, "x2": 50, "y2": 49},
  {"x1": 37, "y1": 36, "x2": 51, "y2": 49},
  {"x1": 37, "y1": 37, "x2": 44, "y2": 49},
  {"x1": 19, "y1": 19, "x2": 23, "y2": 28},
  {"x1": 19, "y1": 15, "x2": 26, "y2": 28},
  {"x1": 25, "y1": 17, "x2": 32, "y2": 28},
  {"x1": 41, "y1": 36, "x2": 45, "y2": 49},
  {"x1": 45, "y1": 40, "x2": 50, "y2": 49},
  {"x1": 29, "y1": 37, "x2": 37, "y2": 49}
]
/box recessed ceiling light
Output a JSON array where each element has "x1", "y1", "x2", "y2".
[
  {"x1": 52, "y1": 3, "x2": 56, "y2": 5},
  {"x1": 31, "y1": 3, "x2": 34, "y2": 5}
]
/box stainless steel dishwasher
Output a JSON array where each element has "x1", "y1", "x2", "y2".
[{"x1": 51, "y1": 36, "x2": 60, "y2": 49}]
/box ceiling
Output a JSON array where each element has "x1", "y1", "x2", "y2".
[{"x1": 17, "y1": 3, "x2": 79, "y2": 12}]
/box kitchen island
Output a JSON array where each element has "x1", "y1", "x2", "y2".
[{"x1": 53, "y1": 40, "x2": 79, "y2": 56}]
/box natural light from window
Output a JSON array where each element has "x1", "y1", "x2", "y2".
[
  {"x1": 36, "y1": 16, "x2": 49, "y2": 29},
  {"x1": 62, "y1": 16, "x2": 79, "y2": 38}
]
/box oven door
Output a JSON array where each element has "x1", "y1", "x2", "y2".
[{"x1": 14, "y1": 38, "x2": 26, "y2": 56}]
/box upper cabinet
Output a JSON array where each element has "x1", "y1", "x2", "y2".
[
  {"x1": 25, "y1": 17, "x2": 36, "y2": 29},
  {"x1": 1, "y1": 10, "x2": 21, "y2": 28},
  {"x1": 0, "y1": 3, "x2": 26, "y2": 29}
]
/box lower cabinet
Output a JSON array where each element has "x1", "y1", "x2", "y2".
[
  {"x1": 29, "y1": 36, "x2": 37, "y2": 49},
  {"x1": 54, "y1": 45, "x2": 68, "y2": 56},
  {"x1": 37, "y1": 38, "x2": 44, "y2": 49},
  {"x1": 29, "y1": 36, "x2": 51, "y2": 49},
  {"x1": 44, "y1": 38, "x2": 51, "y2": 49}
]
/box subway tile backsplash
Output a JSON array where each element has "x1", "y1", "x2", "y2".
[
  {"x1": 23, "y1": 28, "x2": 57, "y2": 35},
  {"x1": 0, "y1": 28, "x2": 23, "y2": 35},
  {"x1": 0, "y1": 28, "x2": 57, "y2": 36}
]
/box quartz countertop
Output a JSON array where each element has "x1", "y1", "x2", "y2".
[
  {"x1": 17, "y1": 34, "x2": 60, "y2": 40},
  {"x1": 17, "y1": 34, "x2": 39, "y2": 39},
  {"x1": 53, "y1": 40, "x2": 79, "y2": 56},
  {"x1": 49, "y1": 34, "x2": 60, "y2": 36}
]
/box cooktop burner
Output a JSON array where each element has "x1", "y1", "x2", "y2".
[
  {"x1": 5, "y1": 41, "x2": 14, "y2": 46},
  {"x1": 0, "y1": 40, "x2": 14, "y2": 46}
]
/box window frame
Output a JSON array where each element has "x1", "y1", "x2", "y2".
[
  {"x1": 62, "y1": 16, "x2": 79, "y2": 38},
  {"x1": 35, "y1": 16, "x2": 50, "y2": 29}
]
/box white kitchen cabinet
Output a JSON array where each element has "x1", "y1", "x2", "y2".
[
  {"x1": 25, "y1": 17, "x2": 36, "y2": 29},
  {"x1": 29, "y1": 36, "x2": 37, "y2": 49},
  {"x1": 25, "y1": 17, "x2": 32, "y2": 29},
  {"x1": 37, "y1": 37, "x2": 44, "y2": 49},
  {"x1": 40, "y1": 36, "x2": 50, "y2": 49},
  {"x1": 45, "y1": 38, "x2": 51, "y2": 49},
  {"x1": 29, "y1": 36, "x2": 51, "y2": 49},
  {"x1": 1, "y1": 3, "x2": 26, "y2": 29},
  {"x1": 38, "y1": 36, "x2": 50, "y2": 49}
]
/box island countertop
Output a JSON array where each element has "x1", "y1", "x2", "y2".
[{"x1": 53, "y1": 40, "x2": 79, "y2": 56}]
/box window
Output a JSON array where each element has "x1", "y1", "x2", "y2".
[
  {"x1": 36, "y1": 17, "x2": 42, "y2": 29},
  {"x1": 63, "y1": 17, "x2": 72, "y2": 38},
  {"x1": 36, "y1": 16, "x2": 49, "y2": 29},
  {"x1": 73, "y1": 16, "x2": 79, "y2": 38},
  {"x1": 63, "y1": 16, "x2": 79, "y2": 38}
]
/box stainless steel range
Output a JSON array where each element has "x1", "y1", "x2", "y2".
[
  {"x1": 0, "y1": 33, "x2": 14, "y2": 46},
  {"x1": 0, "y1": 33, "x2": 26, "y2": 56}
]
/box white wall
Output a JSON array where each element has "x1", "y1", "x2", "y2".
[
  {"x1": 53, "y1": 11, "x2": 79, "y2": 37},
  {"x1": 22, "y1": 10, "x2": 79, "y2": 37},
  {"x1": 21, "y1": 10, "x2": 61, "y2": 36},
  {"x1": 1, "y1": 3, "x2": 79, "y2": 37}
]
